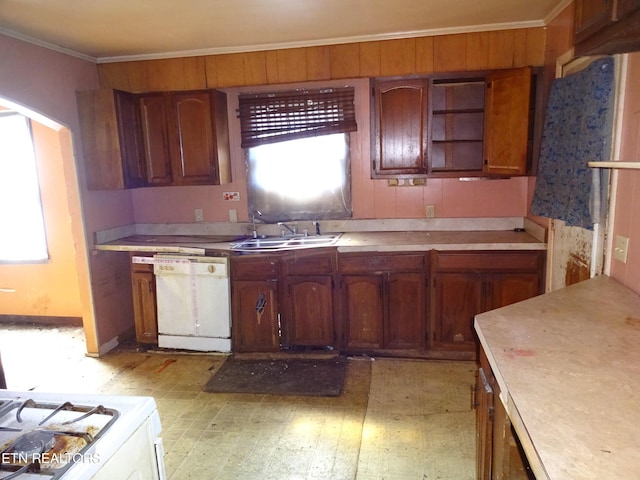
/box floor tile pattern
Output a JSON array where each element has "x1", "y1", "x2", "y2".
[{"x1": 0, "y1": 322, "x2": 477, "y2": 479}]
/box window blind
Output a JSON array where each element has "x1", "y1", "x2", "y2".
[{"x1": 238, "y1": 87, "x2": 357, "y2": 148}]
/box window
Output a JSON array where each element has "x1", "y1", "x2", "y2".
[
  {"x1": 238, "y1": 87, "x2": 356, "y2": 222},
  {"x1": 0, "y1": 112, "x2": 48, "y2": 262}
]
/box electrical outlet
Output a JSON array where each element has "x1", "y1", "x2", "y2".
[
  {"x1": 223, "y1": 192, "x2": 240, "y2": 201},
  {"x1": 194, "y1": 208, "x2": 203, "y2": 222},
  {"x1": 614, "y1": 234, "x2": 629, "y2": 263},
  {"x1": 425, "y1": 205, "x2": 435, "y2": 218}
]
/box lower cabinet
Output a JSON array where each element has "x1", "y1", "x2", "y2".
[
  {"x1": 432, "y1": 251, "x2": 545, "y2": 356},
  {"x1": 281, "y1": 245, "x2": 337, "y2": 348},
  {"x1": 341, "y1": 275, "x2": 384, "y2": 349},
  {"x1": 476, "y1": 364, "x2": 494, "y2": 480},
  {"x1": 228, "y1": 248, "x2": 545, "y2": 358},
  {"x1": 232, "y1": 279, "x2": 280, "y2": 352},
  {"x1": 476, "y1": 346, "x2": 534, "y2": 480},
  {"x1": 231, "y1": 255, "x2": 281, "y2": 352},
  {"x1": 130, "y1": 256, "x2": 158, "y2": 344},
  {"x1": 231, "y1": 250, "x2": 338, "y2": 351},
  {"x1": 282, "y1": 275, "x2": 334, "y2": 347},
  {"x1": 338, "y1": 253, "x2": 427, "y2": 351}
]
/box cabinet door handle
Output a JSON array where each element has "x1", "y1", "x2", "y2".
[
  {"x1": 256, "y1": 292, "x2": 266, "y2": 314},
  {"x1": 471, "y1": 383, "x2": 477, "y2": 410},
  {"x1": 255, "y1": 292, "x2": 267, "y2": 325}
]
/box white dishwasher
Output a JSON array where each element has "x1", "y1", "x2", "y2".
[{"x1": 152, "y1": 254, "x2": 231, "y2": 352}]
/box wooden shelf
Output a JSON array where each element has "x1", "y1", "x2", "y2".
[{"x1": 588, "y1": 161, "x2": 640, "y2": 169}]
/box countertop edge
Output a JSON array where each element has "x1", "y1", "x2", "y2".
[
  {"x1": 95, "y1": 231, "x2": 547, "y2": 254},
  {"x1": 474, "y1": 276, "x2": 640, "y2": 480},
  {"x1": 474, "y1": 322, "x2": 550, "y2": 480}
]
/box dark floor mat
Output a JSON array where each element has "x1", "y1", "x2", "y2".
[{"x1": 203, "y1": 356, "x2": 347, "y2": 396}]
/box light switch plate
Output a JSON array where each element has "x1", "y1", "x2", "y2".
[{"x1": 614, "y1": 234, "x2": 629, "y2": 263}]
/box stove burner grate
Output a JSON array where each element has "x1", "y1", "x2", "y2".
[
  {"x1": 7, "y1": 430, "x2": 56, "y2": 457},
  {"x1": 0, "y1": 398, "x2": 120, "y2": 478}
]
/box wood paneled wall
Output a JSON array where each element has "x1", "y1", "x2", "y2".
[{"x1": 98, "y1": 28, "x2": 546, "y2": 92}]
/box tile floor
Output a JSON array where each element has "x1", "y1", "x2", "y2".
[{"x1": 0, "y1": 321, "x2": 477, "y2": 479}]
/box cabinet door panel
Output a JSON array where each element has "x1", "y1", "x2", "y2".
[
  {"x1": 170, "y1": 92, "x2": 218, "y2": 184},
  {"x1": 77, "y1": 89, "x2": 146, "y2": 190},
  {"x1": 114, "y1": 91, "x2": 146, "y2": 188},
  {"x1": 386, "y1": 273, "x2": 425, "y2": 349},
  {"x1": 616, "y1": 0, "x2": 640, "y2": 18},
  {"x1": 372, "y1": 79, "x2": 428, "y2": 176},
  {"x1": 343, "y1": 276, "x2": 384, "y2": 349},
  {"x1": 232, "y1": 280, "x2": 280, "y2": 352},
  {"x1": 574, "y1": 0, "x2": 615, "y2": 42},
  {"x1": 139, "y1": 94, "x2": 173, "y2": 185},
  {"x1": 489, "y1": 273, "x2": 541, "y2": 311},
  {"x1": 484, "y1": 67, "x2": 531, "y2": 175},
  {"x1": 434, "y1": 273, "x2": 483, "y2": 350},
  {"x1": 476, "y1": 367, "x2": 494, "y2": 480},
  {"x1": 131, "y1": 270, "x2": 158, "y2": 343},
  {"x1": 284, "y1": 276, "x2": 334, "y2": 347}
]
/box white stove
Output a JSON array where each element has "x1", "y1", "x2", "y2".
[{"x1": 0, "y1": 391, "x2": 165, "y2": 479}]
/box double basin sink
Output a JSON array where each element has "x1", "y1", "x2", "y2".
[{"x1": 230, "y1": 233, "x2": 342, "y2": 252}]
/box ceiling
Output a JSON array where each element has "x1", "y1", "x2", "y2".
[{"x1": 0, "y1": 0, "x2": 571, "y2": 63}]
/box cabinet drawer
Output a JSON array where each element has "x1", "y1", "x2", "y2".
[
  {"x1": 283, "y1": 251, "x2": 334, "y2": 275},
  {"x1": 131, "y1": 255, "x2": 154, "y2": 273},
  {"x1": 231, "y1": 257, "x2": 279, "y2": 279},
  {"x1": 434, "y1": 251, "x2": 542, "y2": 272},
  {"x1": 339, "y1": 253, "x2": 426, "y2": 273}
]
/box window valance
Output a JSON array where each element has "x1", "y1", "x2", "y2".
[{"x1": 238, "y1": 87, "x2": 357, "y2": 148}]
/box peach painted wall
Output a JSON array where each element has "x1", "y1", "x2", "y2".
[
  {"x1": 609, "y1": 52, "x2": 640, "y2": 294},
  {"x1": 131, "y1": 78, "x2": 531, "y2": 223},
  {"x1": 0, "y1": 33, "x2": 138, "y2": 354},
  {"x1": 0, "y1": 121, "x2": 83, "y2": 317}
]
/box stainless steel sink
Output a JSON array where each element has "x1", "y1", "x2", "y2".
[{"x1": 230, "y1": 234, "x2": 342, "y2": 252}]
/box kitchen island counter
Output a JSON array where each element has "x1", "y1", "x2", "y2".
[{"x1": 475, "y1": 275, "x2": 640, "y2": 479}]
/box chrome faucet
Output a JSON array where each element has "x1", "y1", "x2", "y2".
[
  {"x1": 252, "y1": 210, "x2": 263, "y2": 238},
  {"x1": 277, "y1": 222, "x2": 297, "y2": 236}
]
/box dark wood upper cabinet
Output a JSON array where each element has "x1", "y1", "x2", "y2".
[
  {"x1": 77, "y1": 89, "x2": 146, "y2": 190},
  {"x1": 574, "y1": 0, "x2": 640, "y2": 55},
  {"x1": 372, "y1": 79, "x2": 429, "y2": 177},
  {"x1": 574, "y1": 0, "x2": 617, "y2": 43},
  {"x1": 78, "y1": 87, "x2": 231, "y2": 190},
  {"x1": 139, "y1": 89, "x2": 231, "y2": 186},
  {"x1": 169, "y1": 91, "x2": 221, "y2": 185},
  {"x1": 430, "y1": 78, "x2": 486, "y2": 174},
  {"x1": 371, "y1": 68, "x2": 538, "y2": 179},
  {"x1": 138, "y1": 93, "x2": 173, "y2": 186},
  {"x1": 484, "y1": 67, "x2": 532, "y2": 176}
]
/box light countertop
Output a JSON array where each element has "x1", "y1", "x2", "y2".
[
  {"x1": 95, "y1": 230, "x2": 546, "y2": 255},
  {"x1": 475, "y1": 275, "x2": 640, "y2": 480}
]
